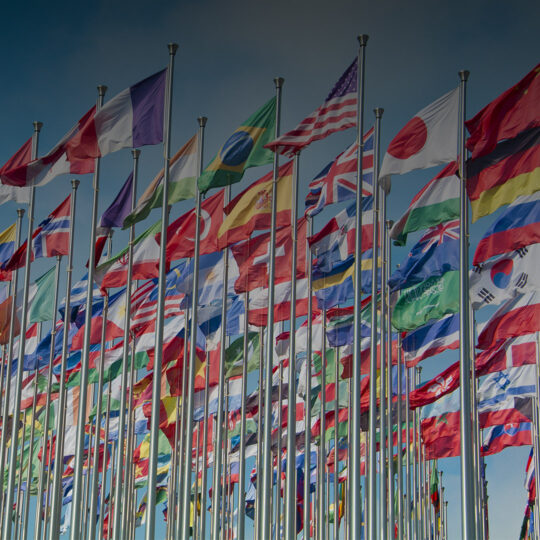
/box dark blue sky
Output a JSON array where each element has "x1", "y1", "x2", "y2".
[{"x1": 0, "y1": 1, "x2": 538, "y2": 537}]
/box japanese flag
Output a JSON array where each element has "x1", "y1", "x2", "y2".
[{"x1": 379, "y1": 87, "x2": 459, "y2": 183}]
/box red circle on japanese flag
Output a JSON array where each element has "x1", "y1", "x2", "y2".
[{"x1": 387, "y1": 116, "x2": 428, "y2": 159}]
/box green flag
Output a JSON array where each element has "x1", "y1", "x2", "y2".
[
  {"x1": 28, "y1": 266, "x2": 56, "y2": 323},
  {"x1": 225, "y1": 332, "x2": 260, "y2": 379},
  {"x1": 197, "y1": 97, "x2": 276, "y2": 193},
  {"x1": 391, "y1": 271, "x2": 459, "y2": 331}
]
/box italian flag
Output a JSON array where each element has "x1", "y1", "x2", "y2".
[{"x1": 389, "y1": 162, "x2": 460, "y2": 246}]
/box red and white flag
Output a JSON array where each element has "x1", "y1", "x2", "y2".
[
  {"x1": 379, "y1": 88, "x2": 459, "y2": 182},
  {"x1": 476, "y1": 334, "x2": 538, "y2": 376},
  {"x1": 266, "y1": 60, "x2": 357, "y2": 156}
]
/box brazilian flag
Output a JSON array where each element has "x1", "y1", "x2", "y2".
[{"x1": 198, "y1": 96, "x2": 276, "y2": 192}]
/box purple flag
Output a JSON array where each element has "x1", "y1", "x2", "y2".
[{"x1": 99, "y1": 173, "x2": 134, "y2": 231}]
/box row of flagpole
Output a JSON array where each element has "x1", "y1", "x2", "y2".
[{"x1": 0, "y1": 37, "x2": 510, "y2": 540}]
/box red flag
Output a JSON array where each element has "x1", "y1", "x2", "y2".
[{"x1": 409, "y1": 362, "x2": 460, "y2": 409}]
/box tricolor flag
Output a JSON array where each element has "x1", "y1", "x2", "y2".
[
  {"x1": 94, "y1": 221, "x2": 161, "y2": 289},
  {"x1": 198, "y1": 97, "x2": 276, "y2": 193},
  {"x1": 66, "y1": 69, "x2": 167, "y2": 160},
  {"x1": 217, "y1": 161, "x2": 293, "y2": 250},
  {"x1": 304, "y1": 128, "x2": 374, "y2": 217},
  {"x1": 470, "y1": 243, "x2": 540, "y2": 309},
  {"x1": 389, "y1": 162, "x2": 460, "y2": 246},
  {"x1": 379, "y1": 87, "x2": 459, "y2": 182},
  {"x1": 401, "y1": 313, "x2": 460, "y2": 367},
  {"x1": 266, "y1": 59, "x2": 357, "y2": 156},
  {"x1": 123, "y1": 133, "x2": 199, "y2": 228},
  {"x1": 481, "y1": 422, "x2": 532, "y2": 456},
  {"x1": 3, "y1": 195, "x2": 71, "y2": 271},
  {"x1": 0, "y1": 222, "x2": 17, "y2": 281},
  {"x1": 473, "y1": 191, "x2": 540, "y2": 265}
]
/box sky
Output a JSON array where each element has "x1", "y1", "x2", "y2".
[{"x1": 0, "y1": 0, "x2": 539, "y2": 538}]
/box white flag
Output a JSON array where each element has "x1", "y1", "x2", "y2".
[{"x1": 379, "y1": 87, "x2": 459, "y2": 182}]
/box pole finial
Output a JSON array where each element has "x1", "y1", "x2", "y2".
[
  {"x1": 459, "y1": 70, "x2": 470, "y2": 82},
  {"x1": 198, "y1": 116, "x2": 208, "y2": 127},
  {"x1": 97, "y1": 85, "x2": 107, "y2": 97},
  {"x1": 168, "y1": 43, "x2": 179, "y2": 55},
  {"x1": 17, "y1": 208, "x2": 25, "y2": 217},
  {"x1": 132, "y1": 149, "x2": 141, "y2": 158},
  {"x1": 274, "y1": 77, "x2": 284, "y2": 89},
  {"x1": 108, "y1": 229, "x2": 114, "y2": 238},
  {"x1": 374, "y1": 107, "x2": 384, "y2": 118},
  {"x1": 358, "y1": 34, "x2": 369, "y2": 46},
  {"x1": 33, "y1": 121, "x2": 43, "y2": 132},
  {"x1": 71, "y1": 179, "x2": 80, "y2": 189}
]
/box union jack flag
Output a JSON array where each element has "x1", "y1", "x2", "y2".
[
  {"x1": 304, "y1": 127, "x2": 374, "y2": 217},
  {"x1": 419, "y1": 220, "x2": 459, "y2": 253}
]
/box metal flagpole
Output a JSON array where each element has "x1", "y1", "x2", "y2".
[
  {"x1": 220, "y1": 383, "x2": 230, "y2": 537},
  {"x1": 98, "y1": 372, "x2": 113, "y2": 540},
  {"x1": 144, "y1": 43, "x2": 179, "y2": 540},
  {"x1": 333, "y1": 347, "x2": 340, "y2": 540},
  {"x1": 303, "y1": 217, "x2": 314, "y2": 540},
  {"x1": 167, "y1": 399, "x2": 181, "y2": 540},
  {"x1": 193, "y1": 417, "x2": 202, "y2": 540},
  {"x1": 318, "y1": 310, "x2": 327, "y2": 540},
  {"x1": 33, "y1": 255, "x2": 62, "y2": 540},
  {"x1": 2, "y1": 120, "x2": 42, "y2": 540},
  {"x1": 260, "y1": 76, "x2": 284, "y2": 540},
  {"x1": 351, "y1": 34, "x2": 369, "y2": 540},
  {"x1": 457, "y1": 69, "x2": 475, "y2": 540},
  {"x1": 14, "y1": 409, "x2": 28, "y2": 540},
  {"x1": 346, "y1": 376, "x2": 352, "y2": 540},
  {"x1": 48, "y1": 177, "x2": 81, "y2": 538},
  {"x1": 0, "y1": 207, "x2": 25, "y2": 527},
  {"x1": 69, "y1": 82, "x2": 107, "y2": 540},
  {"x1": 405, "y1": 363, "x2": 411, "y2": 540},
  {"x1": 254, "y1": 326, "x2": 265, "y2": 538},
  {"x1": 199, "y1": 351, "x2": 211, "y2": 540},
  {"x1": 237, "y1": 292, "x2": 250, "y2": 540},
  {"x1": 413, "y1": 367, "x2": 421, "y2": 540},
  {"x1": 111, "y1": 147, "x2": 140, "y2": 540},
  {"x1": 370, "y1": 107, "x2": 385, "y2": 540},
  {"x1": 274, "y1": 357, "x2": 284, "y2": 540},
  {"x1": 284, "y1": 152, "x2": 300, "y2": 539},
  {"x1": 181, "y1": 116, "x2": 208, "y2": 540},
  {"x1": 396, "y1": 332, "x2": 404, "y2": 540}
]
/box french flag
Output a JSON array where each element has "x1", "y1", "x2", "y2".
[
  {"x1": 474, "y1": 191, "x2": 540, "y2": 265},
  {"x1": 401, "y1": 312, "x2": 460, "y2": 367},
  {"x1": 3, "y1": 195, "x2": 71, "y2": 271},
  {"x1": 66, "y1": 69, "x2": 166, "y2": 160}
]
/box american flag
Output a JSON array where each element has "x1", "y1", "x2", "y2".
[
  {"x1": 266, "y1": 59, "x2": 357, "y2": 156},
  {"x1": 304, "y1": 127, "x2": 374, "y2": 216}
]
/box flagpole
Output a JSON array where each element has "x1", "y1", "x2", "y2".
[
  {"x1": 317, "y1": 309, "x2": 327, "y2": 540},
  {"x1": 396, "y1": 330, "x2": 404, "y2": 540},
  {"x1": 181, "y1": 116, "x2": 208, "y2": 540},
  {"x1": 110, "y1": 147, "x2": 140, "y2": 540},
  {"x1": 413, "y1": 367, "x2": 421, "y2": 540},
  {"x1": 143, "y1": 43, "x2": 179, "y2": 540},
  {"x1": 260, "y1": 75, "x2": 284, "y2": 540},
  {"x1": 254, "y1": 326, "x2": 265, "y2": 538},
  {"x1": 282, "y1": 151, "x2": 300, "y2": 539},
  {"x1": 0, "y1": 206, "x2": 25, "y2": 527},
  {"x1": 2, "y1": 120, "x2": 42, "y2": 540},
  {"x1": 333, "y1": 346, "x2": 340, "y2": 540},
  {"x1": 199, "y1": 350, "x2": 211, "y2": 540},
  {"x1": 351, "y1": 33, "x2": 368, "y2": 540},
  {"x1": 303, "y1": 216, "x2": 314, "y2": 540},
  {"x1": 48, "y1": 176, "x2": 80, "y2": 538},
  {"x1": 32, "y1": 254, "x2": 61, "y2": 540},
  {"x1": 457, "y1": 68, "x2": 475, "y2": 540},
  {"x1": 14, "y1": 408, "x2": 28, "y2": 540},
  {"x1": 275, "y1": 356, "x2": 284, "y2": 540}
]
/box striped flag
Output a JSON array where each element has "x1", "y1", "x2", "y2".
[
  {"x1": 304, "y1": 128, "x2": 374, "y2": 216},
  {"x1": 266, "y1": 59, "x2": 357, "y2": 156}
]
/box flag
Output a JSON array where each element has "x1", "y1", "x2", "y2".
[
  {"x1": 473, "y1": 191, "x2": 540, "y2": 265},
  {"x1": 379, "y1": 87, "x2": 459, "y2": 181},
  {"x1": 217, "y1": 160, "x2": 292, "y2": 249},
  {"x1": 95, "y1": 221, "x2": 161, "y2": 288},
  {"x1": 409, "y1": 361, "x2": 459, "y2": 409},
  {"x1": 0, "y1": 137, "x2": 33, "y2": 202},
  {"x1": 467, "y1": 126, "x2": 540, "y2": 221},
  {"x1": 0, "y1": 108, "x2": 96, "y2": 187},
  {"x1": 481, "y1": 422, "x2": 532, "y2": 455},
  {"x1": 66, "y1": 69, "x2": 167, "y2": 160},
  {"x1": 0, "y1": 223, "x2": 17, "y2": 281},
  {"x1": 123, "y1": 134, "x2": 198, "y2": 228},
  {"x1": 198, "y1": 97, "x2": 276, "y2": 192},
  {"x1": 164, "y1": 188, "x2": 224, "y2": 261},
  {"x1": 401, "y1": 313, "x2": 459, "y2": 367},
  {"x1": 388, "y1": 220, "x2": 459, "y2": 291},
  {"x1": 389, "y1": 162, "x2": 460, "y2": 245},
  {"x1": 391, "y1": 271, "x2": 459, "y2": 332},
  {"x1": 266, "y1": 59, "x2": 357, "y2": 156},
  {"x1": 28, "y1": 266, "x2": 56, "y2": 323},
  {"x1": 470, "y1": 243, "x2": 540, "y2": 309},
  {"x1": 476, "y1": 290, "x2": 540, "y2": 350},
  {"x1": 465, "y1": 63, "x2": 540, "y2": 160},
  {"x1": 3, "y1": 195, "x2": 71, "y2": 271},
  {"x1": 476, "y1": 334, "x2": 538, "y2": 376},
  {"x1": 230, "y1": 218, "x2": 307, "y2": 294},
  {"x1": 304, "y1": 128, "x2": 374, "y2": 217},
  {"x1": 430, "y1": 462, "x2": 440, "y2": 513},
  {"x1": 98, "y1": 172, "x2": 134, "y2": 231}
]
